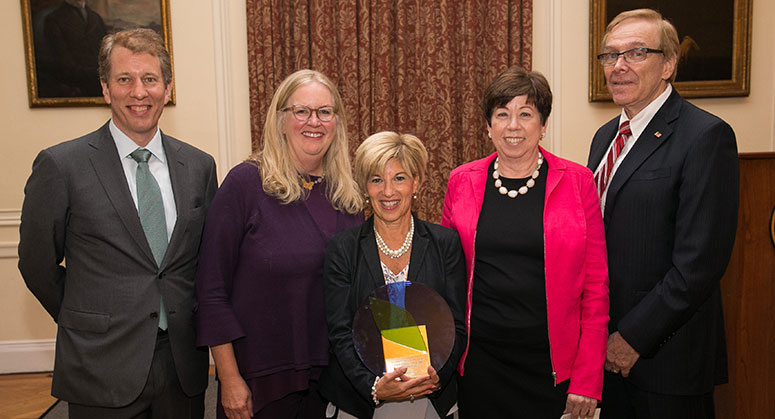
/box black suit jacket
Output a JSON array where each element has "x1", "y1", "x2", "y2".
[
  {"x1": 587, "y1": 89, "x2": 739, "y2": 394},
  {"x1": 19, "y1": 122, "x2": 218, "y2": 406},
  {"x1": 320, "y1": 216, "x2": 467, "y2": 418}
]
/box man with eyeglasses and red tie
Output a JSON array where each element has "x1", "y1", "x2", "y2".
[{"x1": 587, "y1": 9, "x2": 739, "y2": 419}]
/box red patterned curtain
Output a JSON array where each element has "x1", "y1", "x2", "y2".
[{"x1": 247, "y1": 0, "x2": 532, "y2": 222}]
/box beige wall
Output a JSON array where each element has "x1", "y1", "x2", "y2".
[
  {"x1": 1, "y1": 0, "x2": 772, "y2": 368},
  {"x1": 0, "y1": 1, "x2": 252, "y2": 350},
  {"x1": 533, "y1": 0, "x2": 774, "y2": 163}
]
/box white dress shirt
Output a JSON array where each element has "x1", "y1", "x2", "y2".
[
  {"x1": 594, "y1": 84, "x2": 673, "y2": 210},
  {"x1": 110, "y1": 120, "x2": 177, "y2": 240}
]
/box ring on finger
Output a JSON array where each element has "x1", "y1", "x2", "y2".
[{"x1": 409, "y1": 394, "x2": 415, "y2": 402}]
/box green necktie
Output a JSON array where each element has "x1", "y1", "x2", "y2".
[{"x1": 130, "y1": 148, "x2": 168, "y2": 330}]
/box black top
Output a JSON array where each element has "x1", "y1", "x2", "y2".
[{"x1": 472, "y1": 158, "x2": 549, "y2": 338}]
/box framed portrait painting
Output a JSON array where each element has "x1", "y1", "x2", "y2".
[
  {"x1": 20, "y1": 0, "x2": 174, "y2": 107},
  {"x1": 589, "y1": 0, "x2": 752, "y2": 101}
]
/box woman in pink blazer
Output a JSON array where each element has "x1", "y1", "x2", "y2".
[{"x1": 441, "y1": 66, "x2": 609, "y2": 419}]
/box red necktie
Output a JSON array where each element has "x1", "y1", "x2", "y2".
[{"x1": 595, "y1": 120, "x2": 632, "y2": 197}]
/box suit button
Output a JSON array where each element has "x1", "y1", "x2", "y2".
[
  {"x1": 159, "y1": 272, "x2": 166, "y2": 278},
  {"x1": 150, "y1": 312, "x2": 158, "y2": 319}
]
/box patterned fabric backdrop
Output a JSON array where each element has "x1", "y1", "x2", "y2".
[{"x1": 246, "y1": 0, "x2": 532, "y2": 222}]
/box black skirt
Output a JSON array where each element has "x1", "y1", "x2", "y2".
[{"x1": 458, "y1": 325, "x2": 569, "y2": 419}]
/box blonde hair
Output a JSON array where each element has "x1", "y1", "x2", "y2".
[
  {"x1": 602, "y1": 8, "x2": 680, "y2": 82},
  {"x1": 249, "y1": 69, "x2": 362, "y2": 214},
  {"x1": 354, "y1": 131, "x2": 428, "y2": 197}
]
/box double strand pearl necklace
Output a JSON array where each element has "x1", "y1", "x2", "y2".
[
  {"x1": 493, "y1": 152, "x2": 544, "y2": 198},
  {"x1": 374, "y1": 217, "x2": 414, "y2": 259}
]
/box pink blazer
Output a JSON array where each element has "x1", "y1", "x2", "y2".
[{"x1": 441, "y1": 148, "x2": 609, "y2": 400}]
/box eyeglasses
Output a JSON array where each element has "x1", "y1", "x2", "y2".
[
  {"x1": 597, "y1": 48, "x2": 664, "y2": 66},
  {"x1": 282, "y1": 104, "x2": 336, "y2": 122}
]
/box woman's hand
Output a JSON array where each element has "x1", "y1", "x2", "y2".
[
  {"x1": 219, "y1": 375, "x2": 253, "y2": 419},
  {"x1": 564, "y1": 393, "x2": 597, "y2": 419},
  {"x1": 374, "y1": 366, "x2": 440, "y2": 402},
  {"x1": 211, "y1": 343, "x2": 253, "y2": 418}
]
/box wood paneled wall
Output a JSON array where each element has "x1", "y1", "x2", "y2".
[{"x1": 715, "y1": 153, "x2": 775, "y2": 418}]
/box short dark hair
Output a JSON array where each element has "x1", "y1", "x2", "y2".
[
  {"x1": 99, "y1": 28, "x2": 172, "y2": 85},
  {"x1": 481, "y1": 66, "x2": 552, "y2": 125}
]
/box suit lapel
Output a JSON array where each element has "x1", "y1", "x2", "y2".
[
  {"x1": 163, "y1": 134, "x2": 190, "y2": 268},
  {"x1": 604, "y1": 91, "x2": 681, "y2": 221},
  {"x1": 463, "y1": 155, "x2": 492, "y2": 237},
  {"x1": 87, "y1": 124, "x2": 156, "y2": 265},
  {"x1": 588, "y1": 118, "x2": 619, "y2": 170},
  {"x1": 359, "y1": 218, "x2": 386, "y2": 290},
  {"x1": 406, "y1": 217, "x2": 428, "y2": 284},
  {"x1": 541, "y1": 147, "x2": 565, "y2": 204}
]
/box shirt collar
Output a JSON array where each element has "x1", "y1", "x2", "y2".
[
  {"x1": 109, "y1": 120, "x2": 167, "y2": 164},
  {"x1": 619, "y1": 83, "x2": 672, "y2": 140}
]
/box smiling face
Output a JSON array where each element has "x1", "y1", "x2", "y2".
[
  {"x1": 101, "y1": 46, "x2": 171, "y2": 147},
  {"x1": 487, "y1": 95, "x2": 545, "y2": 176},
  {"x1": 366, "y1": 158, "x2": 419, "y2": 227},
  {"x1": 603, "y1": 18, "x2": 676, "y2": 118},
  {"x1": 281, "y1": 82, "x2": 336, "y2": 176}
]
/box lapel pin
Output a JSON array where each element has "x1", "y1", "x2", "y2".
[{"x1": 654, "y1": 131, "x2": 662, "y2": 138}]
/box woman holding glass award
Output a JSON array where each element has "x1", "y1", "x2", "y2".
[{"x1": 320, "y1": 132, "x2": 466, "y2": 418}]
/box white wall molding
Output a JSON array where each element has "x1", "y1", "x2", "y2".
[
  {"x1": 533, "y1": 0, "x2": 563, "y2": 155},
  {"x1": 0, "y1": 242, "x2": 17, "y2": 259},
  {"x1": 211, "y1": 0, "x2": 253, "y2": 181},
  {"x1": 0, "y1": 210, "x2": 21, "y2": 259},
  {"x1": 211, "y1": 0, "x2": 235, "y2": 181},
  {"x1": 0, "y1": 339, "x2": 55, "y2": 374},
  {"x1": 0, "y1": 209, "x2": 21, "y2": 227}
]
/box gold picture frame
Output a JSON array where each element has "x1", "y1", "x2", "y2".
[
  {"x1": 589, "y1": 0, "x2": 752, "y2": 101},
  {"x1": 20, "y1": 0, "x2": 174, "y2": 107}
]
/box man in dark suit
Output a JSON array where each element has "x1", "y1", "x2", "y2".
[
  {"x1": 587, "y1": 9, "x2": 739, "y2": 419},
  {"x1": 41, "y1": 0, "x2": 107, "y2": 97},
  {"x1": 19, "y1": 28, "x2": 217, "y2": 418}
]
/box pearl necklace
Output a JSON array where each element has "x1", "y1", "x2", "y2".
[
  {"x1": 493, "y1": 152, "x2": 544, "y2": 198},
  {"x1": 374, "y1": 217, "x2": 414, "y2": 259}
]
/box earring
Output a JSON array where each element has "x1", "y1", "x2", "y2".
[
  {"x1": 412, "y1": 193, "x2": 418, "y2": 200},
  {"x1": 541, "y1": 132, "x2": 546, "y2": 139},
  {"x1": 364, "y1": 195, "x2": 370, "y2": 205},
  {"x1": 488, "y1": 132, "x2": 492, "y2": 138}
]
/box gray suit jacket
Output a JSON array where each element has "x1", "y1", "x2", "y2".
[{"x1": 19, "y1": 122, "x2": 217, "y2": 407}]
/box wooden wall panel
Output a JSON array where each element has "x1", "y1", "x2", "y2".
[{"x1": 715, "y1": 153, "x2": 775, "y2": 419}]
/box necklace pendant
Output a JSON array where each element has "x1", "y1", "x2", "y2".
[{"x1": 301, "y1": 179, "x2": 314, "y2": 190}]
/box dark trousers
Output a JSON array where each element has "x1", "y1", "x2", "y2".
[
  {"x1": 252, "y1": 386, "x2": 327, "y2": 419},
  {"x1": 214, "y1": 376, "x2": 326, "y2": 419},
  {"x1": 69, "y1": 330, "x2": 205, "y2": 419},
  {"x1": 600, "y1": 372, "x2": 715, "y2": 419}
]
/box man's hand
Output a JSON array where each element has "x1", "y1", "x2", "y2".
[{"x1": 605, "y1": 332, "x2": 639, "y2": 377}]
